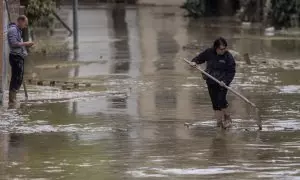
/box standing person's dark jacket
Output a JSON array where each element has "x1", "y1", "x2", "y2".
[
  {"x1": 7, "y1": 23, "x2": 28, "y2": 58},
  {"x1": 191, "y1": 48, "x2": 236, "y2": 85}
]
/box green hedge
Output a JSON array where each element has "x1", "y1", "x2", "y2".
[
  {"x1": 271, "y1": 0, "x2": 300, "y2": 29},
  {"x1": 180, "y1": 0, "x2": 208, "y2": 18},
  {"x1": 25, "y1": 0, "x2": 56, "y2": 28}
]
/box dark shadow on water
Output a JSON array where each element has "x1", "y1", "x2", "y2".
[
  {"x1": 107, "y1": 97, "x2": 127, "y2": 109},
  {"x1": 8, "y1": 133, "x2": 24, "y2": 148},
  {"x1": 110, "y1": 5, "x2": 130, "y2": 74},
  {"x1": 155, "y1": 31, "x2": 179, "y2": 71},
  {"x1": 209, "y1": 131, "x2": 231, "y2": 161},
  {"x1": 73, "y1": 49, "x2": 80, "y2": 78},
  {"x1": 3, "y1": 133, "x2": 26, "y2": 162}
]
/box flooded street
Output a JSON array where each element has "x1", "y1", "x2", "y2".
[{"x1": 1, "y1": 5, "x2": 300, "y2": 179}]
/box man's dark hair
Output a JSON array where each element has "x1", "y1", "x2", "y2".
[
  {"x1": 17, "y1": 15, "x2": 27, "y2": 22},
  {"x1": 213, "y1": 37, "x2": 228, "y2": 49}
]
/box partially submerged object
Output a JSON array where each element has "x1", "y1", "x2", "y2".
[
  {"x1": 241, "y1": 22, "x2": 251, "y2": 28},
  {"x1": 26, "y1": 78, "x2": 92, "y2": 90}
]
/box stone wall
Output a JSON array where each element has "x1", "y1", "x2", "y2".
[
  {"x1": 6, "y1": 0, "x2": 21, "y2": 22},
  {"x1": 0, "y1": 0, "x2": 20, "y2": 105}
]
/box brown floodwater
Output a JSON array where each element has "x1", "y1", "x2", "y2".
[{"x1": 0, "y1": 5, "x2": 300, "y2": 180}]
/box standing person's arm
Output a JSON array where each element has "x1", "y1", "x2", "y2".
[
  {"x1": 7, "y1": 28, "x2": 33, "y2": 47},
  {"x1": 224, "y1": 53, "x2": 236, "y2": 86}
]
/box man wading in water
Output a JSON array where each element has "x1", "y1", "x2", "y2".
[
  {"x1": 7, "y1": 15, "x2": 34, "y2": 105},
  {"x1": 191, "y1": 37, "x2": 236, "y2": 129}
]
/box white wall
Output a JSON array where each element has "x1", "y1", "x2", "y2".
[{"x1": 137, "y1": 0, "x2": 185, "y2": 6}]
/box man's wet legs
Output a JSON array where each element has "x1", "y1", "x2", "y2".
[{"x1": 9, "y1": 54, "x2": 24, "y2": 105}]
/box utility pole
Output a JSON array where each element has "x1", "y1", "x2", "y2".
[{"x1": 73, "y1": 0, "x2": 78, "y2": 49}]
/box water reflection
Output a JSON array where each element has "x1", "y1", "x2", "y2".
[
  {"x1": 108, "y1": 97, "x2": 127, "y2": 109},
  {"x1": 1, "y1": 5, "x2": 300, "y2": 180},
  {"x1": 110, "y1": 5, "x2": 130, "y2": 74},
  {"x1": 7, "y1": 133, "x2": 26, "y2": 163},
  {"x1": 155, "y1": 32, "x2": 178, "y2": 70},
  {"x1": 69, "y1": 5, "x2": 134, "y2": 117},
  {"x1": 67, "y1": 8, "x2": 112, "y2": 77},
  {"x1": 209, "y1": 131, "x2": 232, "y2": 162},
  {"x1": 73, "y1": 49, "x2": 79, "y2": 77},
  {"x1": 0, "y1": 133, "x2": 26, "y2": 167}
]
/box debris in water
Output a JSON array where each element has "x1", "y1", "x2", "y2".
[
  {"x1": 99, "y1": 60, "x2": 108, "y2": 64},
  {"x1": 74, "y1": 83, "x2": 79, "y2": 88},
  {"x1": 37, "y1": 81, "x2": 43, "y2": 86},
  {"x1": 244, "y1": 53, "x2": 251, "y2": 65},
  {"x1": 241, "y1": 22, "x2": 251, "y2": 28},
  {"x1": 50, "y1": 81, "x2": 55, "y2": 86},
  {"x1": 184, "y1": 122, "x2": 191, "y2": 128},
  {"x1": 284, "y1": 127, "x2": 294, "y2": 131}
]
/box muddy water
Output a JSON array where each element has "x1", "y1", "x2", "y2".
[{"x1": 1, "y1": 5, "x2": 300, "y2": 180}]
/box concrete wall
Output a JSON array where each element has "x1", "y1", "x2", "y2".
[
  {"x1": 1, "y1": 1, "x2": 4, "y2": 105},
  {"x1": 137, "y1": 0, "x2": 185, "y2": 6},
  {"x1": 0, "y1": 0, "x2": 8, "y2": 105}
]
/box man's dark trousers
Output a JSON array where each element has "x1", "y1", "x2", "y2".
[{"x1": 9, "y1": 53, "x2": 24, "y2": 92}]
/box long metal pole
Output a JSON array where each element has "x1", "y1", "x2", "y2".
[
  {"x1": 73, "y1": 0, "x2": 78, "y2": 49},
  {"x1": 183, "y1": 58, "x2": 262, "y2": 130},
  {"x1": 52, "y1": 11, "x2": 73, "y2": 36}
]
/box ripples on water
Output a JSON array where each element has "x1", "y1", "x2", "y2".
[{"x1": 0, "y1": 5, "x2": 300, "y2": 180}]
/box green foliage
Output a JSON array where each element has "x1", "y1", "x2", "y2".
[
  {"x1": 25, "y1": 0, "x2": 56, "y2": 28},
  {"x1": 30, "y1": 39, "x2": 69, "y2": 56},
  {"x1": 181, "y1": 0, "x2": 207, "y2": 18},
  {"x1": 182, "y1": 0, "x2": 300, "y2": 29},
  {"x1": 271, "y1": 0, "x2": 298, "y2": 29}
]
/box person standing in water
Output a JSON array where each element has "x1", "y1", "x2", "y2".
[
  {"x1": 190, "y1": 37, "x2": 236, "y2": 129},
  {"x1": 7, "y1": 15, "x2": 34, "y2": 105}
]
